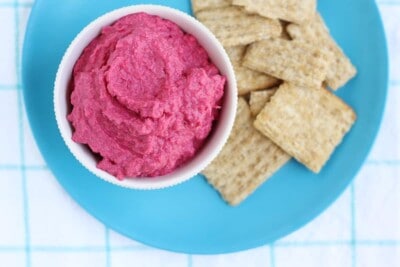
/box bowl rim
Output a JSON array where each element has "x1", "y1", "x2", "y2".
[{"x1": 53, "y1": 4, "x2": 237, "y2": 190}]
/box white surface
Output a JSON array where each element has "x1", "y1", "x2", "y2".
[
  {"x1": 0, "y1": 171, "x2": 25, "y2": 246},
  {"x1": 0, "y1": 0, "x2": 399, "y2": 266},
  {"x1": 0, "y1": 8, "x2": 17, "y2": 85},
  {"x1": 0, "y1": 91, "x2": 20, "y2": 165}
]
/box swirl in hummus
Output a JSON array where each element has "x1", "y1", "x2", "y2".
[{"x1": 68, "y1": 13, "x2": 226, "y2": 179}]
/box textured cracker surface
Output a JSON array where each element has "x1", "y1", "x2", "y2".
[
  {"x1": 243, "y1": 39, "x2": 333, "y2": 88},
  {"x1": 287, "y1": 13, "x2": 357, "y2": 90},
  {"x1": 254, "y1": 83, "x2": 356, "y2": 173},
  {"x1": 232, "y1": 0, "x2": 316, "y2": 24},
  {"x1": 225, "y1": 46, "x2": 280, "y2": 95},
  {"x1": 191, "y1": 0, "x2": 231, "y2": 13},
  {"x1": 249, "y1": 88, "x2": 277, "y2": 116},
  {"x1": 202, "y1": 98, "x2": 290, "y2": 206},
  {"x1": 225, "y1": 45, "x2": 246, "y2": 63},
  {"x1": 196, "y1": 6, "x2": 282, "y2": 47}
]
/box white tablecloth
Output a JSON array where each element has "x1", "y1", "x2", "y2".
[{"x1": 0, "y1": 0, "x2": 399, "y2": 266}]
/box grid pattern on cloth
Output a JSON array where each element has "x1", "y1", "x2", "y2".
[{"x1": 0, "y1": 0, "x2": 399, "y2": 266}]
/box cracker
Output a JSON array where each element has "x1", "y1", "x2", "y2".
[
  {"x1": 191, "y1": 0, "x2": 231, "y2": 14},
  {"x1": 203, "y1": 98, "x2": 290, "y2": 205},
  {"x1": 236, "y1": 69, "x2": 280, "y2": 95},
  {"x1": 254, "y1": 83, "x2": 356, "y2": 173},
  {"x1": 249, "y1": 88, "x2": 278, "y2": 116},
  {"x1": 224, "y1": 45, "x2": 246, "y2": 63},
  {"x1": 196, "y1": 6, "x2": 282, "y2": 47},
  {"x1": 225, "y1": 46, "x2": 280, "y2": 95},
  {"x1": 232, "y1": 0, "x2": 316, "y2": 24},
  {"x1": 287, "y1": 13, "x2": 357, "y2": 90},
  {"x1": 243, "y1": 39, "x2": 333, "y2": 88}
]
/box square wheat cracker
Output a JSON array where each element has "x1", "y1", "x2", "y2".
[
  {"x1": 249, "y1": 88, "x2": 278, "y2": 116},
  {"x1": 225, "y1": 46, "x2": 280, "y2": 95},
  {"x1": 287, "y1": 13, "x2": 357, "y2": 90},
  {"x1": 254, "y1": 83, "x2": 356, "y2": 173},
  {"x1": 191, "y1": 0, "x2": 231, "y2": 14},
  {"x1": 243, "y1": 39, "x2": 333, "y2": 88},
  {"x1": 196, "y1": 6, "x2": 282, "y2": 47},
  {"x1": 202, "y1": 98, "x2": 290, "y2": 205},
  {"x1": 232, "y1": 0, "x2": 316, "y2": 24}
]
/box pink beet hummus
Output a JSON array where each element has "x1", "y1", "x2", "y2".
[{"x1": 68, "y1": 13, "x2": 225, "y2": 179}]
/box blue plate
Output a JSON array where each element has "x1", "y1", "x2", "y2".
[{"x1": 22, "y1": 0, "x2": 388, "y2": 254}]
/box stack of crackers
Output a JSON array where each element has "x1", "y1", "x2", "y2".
[{"x1": 192, "y1": 0, "x2": 357, "y2": 205}]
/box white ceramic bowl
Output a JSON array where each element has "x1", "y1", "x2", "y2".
[{"x1": 54, "y1": 5, "x2": 237, "y2": 190}]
